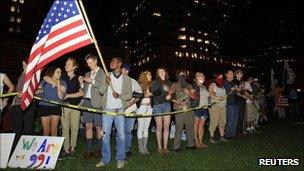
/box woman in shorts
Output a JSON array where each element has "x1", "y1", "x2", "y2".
[{"x1": 37, "y1": 66, "x2": 66, "y2": 136}]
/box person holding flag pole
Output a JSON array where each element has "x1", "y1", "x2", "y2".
[
  {"x1": 19, "y1": 0, "x2": 117, "y2": 164},
  {"x1": 78, "y1": 0, "x2": 131, "y2": 168}
]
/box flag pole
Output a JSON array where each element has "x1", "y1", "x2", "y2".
[{"x1": 77, "y1": 0, "x2": 115, "y2": 90}]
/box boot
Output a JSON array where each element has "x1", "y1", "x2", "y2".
[
  {"x1": 138, "y1": 138, "x2": 144, "y2": 154},
  {"x1": 142, "y1": 137, "x2": 149, "y2": 155}
]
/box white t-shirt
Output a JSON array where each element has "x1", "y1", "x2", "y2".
[
  {"x1": 84, "y1": 67, "x2": 100, "y2": 99},
  {"x1": 131, "y1": 78, "x2": 142, "y2": 93},
  {"x1": 106, "y1": 73, "x2": 123, "y2": 109},
  {"x1": 244, "y1": 82, "x2": 253, "y2": 104}
]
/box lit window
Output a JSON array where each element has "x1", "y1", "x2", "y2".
[
  {"x1": 179, "y1": 27, "x2": 186, "y2": 31},
  {"x1": 198, "y1": 31, "x2": 201, "y2": 34},
  {"x1": 180, "y1": 45, "x2": 186, "y2": 48},
  {"x1": 185, "y1": 52, "x2": 189, "y2": 57},
  {"x1": 197, "y1": 38, "x2": 202, "y2": 42},
  {"x1": 199, "y1": 47, "x2": 203, "y2": 50},
  {"x1": 214, "y1": 57, "x2": 217, "y2": 62},
  {"x1": 143, "y1": 59, "x2": 146, "y2": 63},
  {"x1": 187, "y1": 13, "x2": 192, "y2": 16},
  {"x1": 147, "y1": 57, "x2": 150, "y2": 61},
  {"x1": 194, "y1": 53, "x2": 197, "y2": 58},
  {"x1": 17, "y1": 17, "x2": 21, "y2": 23},
  {"x1": 153, "y1": 12, "x2": 161, "y2": 17},
  {"x1": 139, "y1": 61, "x2": 142, "y2": 66},
  {"x1": 124, "y1": 23, "x2": 128, "y2": 26},
  {"x1": 19, "y1": 0, "x2": 24, "y2": 4},
  {"x1": 11, "y1": 6, "x2": 15, "y2": 12},
  {"x1": 178, "y1": 52, "x2": 183, "y2": 57},
  {"x1": 178, "y1": 35, "x2": 187, "y2": 40},
  {"x1": 15, "y1": 26, "x2": 20, "y2": 33},
  {"x1": 205, "y1": 48, "x2": 208, "y2": 52},
  {"x1": 189, "y1": 36, "x2": 195, "y2": 41},
  {"x1": 191, "y1": 53, "x2": 194, "y2": 58},
  {"x1": 204, "y1": 32, "x2": 208, "y2": 36},
  {"x1": 12, "y1": 0, "x2": 17, "y2": 2},
  {"x1": 175, "y1": 51, "x2": 179, "y2": 56},
  {"x1": 8, "y1": 27, "x2": 14, "y2": 32},
  {"x1": 9, "y1": 16, "x2": 15, "y2": 22},
  {"x1": 204, "y1": 40, "x2": 210, "y2": 44},
  {"x1": 148, "y1": 32, "x2": 151, "y2": 35},
  {"x1": 16, "y1": 8, "x2": 20, "y2": 13},
  {"x1": 194, "y1": 0, "x2": 199, "y2": 3}
]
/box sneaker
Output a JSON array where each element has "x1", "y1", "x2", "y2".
[
  {"x1": 210, "y1": 137, "x2": 218, "y2": 144},
  {"x1": 95, "y1": 161, "x2": 106, "y2": 168},
  {"x1": 117, "y1": 161, "x2": 127, "y2": 169},
  {"x1": 126, "y1": 151, "x2": 132, "y2": 157},
  {"x1": 82, "y1": 152, "x2": 94, "y2": 160},
  {"x1": 151, "y1": 126, "x2": 156, "y2": 132},
  {"x1": 157, "y1": 148, "x2": 163, "y2": 155},
  {"x1": 94, "y1": 150, "x2": 102, "y2": 159},
  {"x1": 174, "y1": 148, "x2": 182, "y2": 152},
  {"x1": 219, "y1": 137, "x2": 229, "y2": 143},
  {"x1": 186, "y1": 146, "x2": 196, "y2": 150},
  {"x1": 59, "y1": 150, "x2": 69, "y2": 159},
  {"x1": 163, "y1": 148, "x2": 169, "y2": 154}
]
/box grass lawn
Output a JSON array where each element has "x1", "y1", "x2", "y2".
[{"x1": 5, "y1": 117, "x2": 304, "y2": 170}]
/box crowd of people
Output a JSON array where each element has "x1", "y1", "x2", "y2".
[{"x1": 0, "y1": 54, "x2": 301, "y2": 169}]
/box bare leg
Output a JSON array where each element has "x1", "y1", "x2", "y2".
[
  {"x1": 41, "y1": 116, "x2": 51, "y2": 136},
  {"x1": 198, "y1": 119, "x2": 206, "y2": 147},
  {"x1": 163, "y1": 115, "x2": 171, "y2": 150},
  {"x1": 155, "y1": 116, "x2": 163, "y2": 151},
  {"x1": 194, "y1": 118, "x2": 200, "y2": 148},
  {"x1": 50, "y1": 115, "x2": 60, "y2": 136}
]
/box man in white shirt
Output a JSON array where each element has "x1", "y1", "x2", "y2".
[{"x1": 96, "y1": 57, "x2": 132, "y2": 169}]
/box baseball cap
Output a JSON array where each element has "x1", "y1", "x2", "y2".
[{"x1": 122, "y1": 64, "x2": 130, "y2": 71}]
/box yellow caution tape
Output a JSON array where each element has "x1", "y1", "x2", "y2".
[
  {"x1": 1, "y1": 91, "x2": 233, "y2": 118},
  {"x1": 0, "y1": 92, "x2": 19, "y2": 98}
]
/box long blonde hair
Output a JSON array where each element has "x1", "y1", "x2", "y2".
[{"x1": 138, "y1": 71, "x2": 152, "y2": 92}]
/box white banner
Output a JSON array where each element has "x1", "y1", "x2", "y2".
[
  {"x1": 0, "y1": 133, "x2": 15, "y2": 168},
  {"x1": 8, "y1": 136, "x2": 64, "y2": 170}
]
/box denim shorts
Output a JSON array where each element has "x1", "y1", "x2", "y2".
[
  {"x1": 194, "y1": 108, "x2": 209, "y2": 119},
  {"x1": 153, "y1": 103, "x2": 171, "y2": 116}
]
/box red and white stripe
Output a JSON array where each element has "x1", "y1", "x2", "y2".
[{"x1": 21, "y1": 14, "x2": 93, "y2": 110}]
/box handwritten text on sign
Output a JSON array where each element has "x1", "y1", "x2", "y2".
[{"x1": 8, "y1": 136, "x2": 64, "y2": 170}]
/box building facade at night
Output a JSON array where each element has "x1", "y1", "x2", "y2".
[
  {"x1": 0, "y1": 0, "x2": 49, "y2": 81},
  {"x1": 111, "y1": 0, "x2": 240, "y2": 76}
]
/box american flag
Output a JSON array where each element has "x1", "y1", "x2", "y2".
[{"x1": 21, "y1": 0, "x2": 93, "y2": 110}]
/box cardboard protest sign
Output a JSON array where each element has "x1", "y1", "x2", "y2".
[
  {"x1": 8, "y1": 136, "x2": 64, "y2": 169},
  {"x1": 0, "y1": 133, "x2": 15, "y2": 168}
]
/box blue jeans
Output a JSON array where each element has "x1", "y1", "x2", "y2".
[
  {"x1": 225, "y1": 105, "x2": 238, "y2": 138},
  {"x1": 125, "y1": 118, "x2": 135, "y2": 152},
  {"x1": 102, "y1": 109, "x2": 125, "y2": 164},
  {"x1": 153, "y1": 103, "x2": 171, "y2": 116}
]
